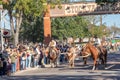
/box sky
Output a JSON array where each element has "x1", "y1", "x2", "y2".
[
  {"x1": 1, "y1": 0, "x2": 120, "y2": 29},
  {"x1": 2, "y1": 13, "x2": 120, "y2": 29},
  {"x1": 102, "y1": 14, "x2": 120, "y2": 27},
  {"x1": 71, "y1": 0, "x2": 120, "y2": 27}
]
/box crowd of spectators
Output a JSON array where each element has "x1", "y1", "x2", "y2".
[
  {"x1": 0, "y1": 42, "x2": 70, "y2": 77},
  {"x1": 0, "y1": 43, "x2": 46, "y2": 76}
]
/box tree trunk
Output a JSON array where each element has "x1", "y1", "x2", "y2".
[
  {"x1": 14, "y1": 11, "x2": 22, "y2": 46},
  {"x1": 9, "y1": 10, "x2": 23, "y2": 47},
  {"x1": 14, "y1": 32, "x2": 19, "y2": 46},
  {"x1": 9, "y1": 10, "x2": 15, "y2": 44}
]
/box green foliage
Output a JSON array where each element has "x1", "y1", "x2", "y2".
[
  {"x1": 95, "y1": 0, "x2": 118, "y2": 4},
  {"x1": 110, "y1": 25, "x2": 120, "y2": 35},
  {"x1": 20, "y1": 17, "x2": 44, "y2": 43},
  {"x1": 51, "y1": 16, "x2": 89, "y2": 40},
  {"x1": 2, "y1": 0, "x2": 69, "y2": 44},
  {"x1": 114, "y1": 39, "x2": 120, "y2": 42},
  {"x1": 48, "y1": 0, "x2": 62, "y2": 9},
  {"x1": 0, "y1": 1, "x2": 2, "y2": 5},
  {"x1": 2, "y1": 0, "x2": 111, "y2": 44},
  {"x1": 14, "y1": 0, "x2": 44, "y2": 18},
  {"x1": 2, "y1": 0, "x2": 46, "y2": 19},
  {"x1": 2, "y1": 0, "x2": 46, "y2": 45}
]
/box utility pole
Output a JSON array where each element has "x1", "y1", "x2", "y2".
[{"x1": 0, "y1": 5, "x2": 4, "y2": 51}]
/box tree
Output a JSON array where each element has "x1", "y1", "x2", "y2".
[
  {"x1": 84, "y1": 15, "x2": 107, "y2": 38},
  {"x1": 2, "y1": 0, "x2": 46, "y2": 46},
  {"x1": 2, "y1": 0, "x2": 66, "y2": 46},
  {"x1": 110, "y1": 24, "x2": 120, "y2": 37},
  {"x1": 51, "y1": 16, "x2": 89, "y2": 40},
  {"x1": 20, "y1": 17, "x2": 44, "y2": 43}
]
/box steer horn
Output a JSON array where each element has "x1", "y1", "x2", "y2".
[{"x1": 80, "y1": 52, "x2": 91, "y2": 58}]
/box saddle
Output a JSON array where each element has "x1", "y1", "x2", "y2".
[
  {"x1": 49, "y1": 47, "x2": 57, "y2": 57},
  {"x1": 96, "y1": 46, "x2": 105, "y2": 59}
]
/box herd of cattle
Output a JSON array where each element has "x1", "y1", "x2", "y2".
[{"x1": 43, "y1": 42, "x2": 109, "y2": 70}]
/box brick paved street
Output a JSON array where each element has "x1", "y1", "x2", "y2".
[{"x1": 1, "y1": 51, "x2": 120, "y2": 80}]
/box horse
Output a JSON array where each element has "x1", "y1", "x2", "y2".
[
  {"x1": 80, "y1": 42, "x2": 107, "y2": 70},
  {"x1": 44, "y1": 46, "x2": 59, "y2": 68}
]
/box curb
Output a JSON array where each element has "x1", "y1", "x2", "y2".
[{"x1": 13, "y1": 67, "x2": 38, "y2": 75}]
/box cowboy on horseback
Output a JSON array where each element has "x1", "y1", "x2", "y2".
[
  {"x1": 94, "y1": 36, "x2": 104, "y2": 52},
  {"x1": 94, "y1": 36, "x2": 108, "y2": 66},
  {"x1": 94, "y1": 36, "x2": 101, "y2": 47},
  {"x1": 48, "y1": 38, "x2": 58, "y2": 54},
  {"x1": 47, "y1": 38, "x2": 59, "y2": 67}
]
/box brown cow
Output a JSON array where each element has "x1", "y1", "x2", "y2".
[{"x1": 66, "y1": 47, "x2": 77, "y2": 68}]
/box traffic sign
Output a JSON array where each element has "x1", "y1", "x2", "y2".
[{"x1": 3, "y1": 29, "x2": 11, "y2": 37}]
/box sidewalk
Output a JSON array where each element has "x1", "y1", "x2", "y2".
[
  {"x1": 13, "y1": 67, "x2": 39, "y2": 75},
  {"x1": 0, "y1": 67, "x2": 40, "y2": 80}
]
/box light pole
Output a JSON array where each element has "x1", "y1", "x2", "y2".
[{"x1": 0, "y1": 4, "x2": 4, "y2": 51}]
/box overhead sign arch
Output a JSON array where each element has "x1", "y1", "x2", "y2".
[{"x1": 43, "y1": 2, "x2": 120, "y2": 44}]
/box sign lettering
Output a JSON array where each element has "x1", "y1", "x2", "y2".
[{"x1": 50, "y1": 2, "x2": 120, "y2": 17}]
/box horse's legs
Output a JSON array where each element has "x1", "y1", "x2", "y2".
[
  {"x1": 100, "y1": 56, "x2": 104, "y2": 65},
  {"x1": 92, "y1": 58, "x2": 98, "y2": 70},
  {"x1": 54, "y1": 58, "x2": 58, "y2": 67},
  {"x1": 101, "y1": 50, "x2": 107, "y2": 69},
  {"x1": 50, "y1": 60, "x2": 54, "y2": 68},
  {"x1": 105, "y1": 50, "x2": 107, "y2": 66},
  {"x1": 104, "y1": 52, "x2": 107, "y2": 69},
  {"x1": 83, "y1": 57, "x2": 87, "y2": 65},
  {"x1": 53, "y1": 62, "x2": 55, "y2": 68}
]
